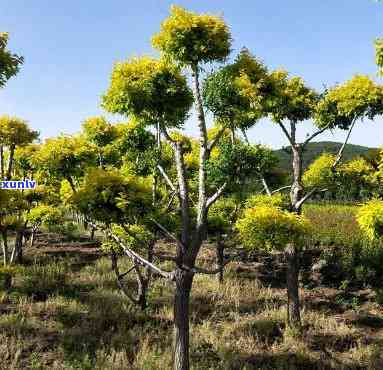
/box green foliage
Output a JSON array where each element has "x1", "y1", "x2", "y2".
[
  {"x1": 236, "y1": 204, "x2": 310, "y2": 251},
  {"x1": 82, "y1": 116, "x2": 117, "y2": 147},
  {"x1": 0, "y1": 32, "x2": 23, "y2": 88},
  {"x1": 207, "y1": 140, "x2": 278, "y2": 191},
  {"x1": 267, "y1": 72, "x2": 319, "y2": 124},
  {"x1": 245, "y1": 193, "x2": 290, "y2": 210},
  {"x1": 27, "y1": 205, "x2": 63, "y2": 228},
  {"x1": 35, "y1": 135, "x2": 95, "y2": 185},
  {"x1": 13, "y1": 144, "x2": 40, "y2": 177},
  {"x1": 114, "y1": 120, "x2": 157, "y2": 175},
  {"x1": 304, "y1": 203, "x2": 383, "y2": 286},
  {"x1": 101, "y1": 224, "x2": 153, "y2": 253},
  {"x1": 0, "y1": 115, "x2": 39, "y2": 146},
  {"x1": 356, "y1": 199, "x2": 383, "y2": 240},
  {"x1": 203, "y1": 49, "x2": 268, "y2": 130},
  {"x1": 71, "y1": 168, "x2": 152, "y2": 225},
  {"x1": 102, "y1": 56, "x2": 193, "y2": 128},
  {"x1": 315, "y1": 75, "x2": 383, "y2": 130},
  {"x1": 275, "y1": 141, "x2": 373, "y2": 173},
  {"x1": 207, "y1": 197, "x2": 237, "y2": 234},
  {"x1": 152, "y1": 5, "x2": 231, "y2": 66},
  {"x1": 21, "y1": 262, "x2": 68, "y2": 298},
  {"x1": 302, "y1": 153, "x2": 336, "y2": 189}
]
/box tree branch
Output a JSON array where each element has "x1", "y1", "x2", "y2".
[
  {"x1": 295, "y1": 188, "x2": 328, "y2": 210},
  {"x1": 277, "y1": 120, "x2": 294, "y2": 147},
  {"x1": 302, "y1": 125, "x2": 329, "y2": 148},
  {"x1": 332, "y1": 117, "x2": 357, "y2": 170},
  {"x1": 207, "y1": 126, "x2": 226, "y2": 153},
  {"x1": 206, "y1": 182, "x2": 227, "y2": 209},
  {"x1": 260, "y1": 175, "x2": 271, "y2": 196},
  {"x1": 110, "y1": 251, "x2": 139, "y2": 304},
  {"x1": 150, "y1": 218, "x2": 186, "y2": 254},
  {"x1": 189, "y1": 253, "x2": 241, "y2": 275},
  {"x1": 165, "y1": 191, "x2": 177, "y2": 212},
  {"x1": 89, "y1": 220, "x2": 175, "y2": 281},
  {"x1": 271, "y1": 185, "x2": 292, "y2": 195},
  {"x1": 157, "y1": 164, "x2": 177, "y2": 192}
]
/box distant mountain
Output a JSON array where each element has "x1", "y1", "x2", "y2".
[{"x1": 274, "y1": 141, "x2": 375, "y2": 172}]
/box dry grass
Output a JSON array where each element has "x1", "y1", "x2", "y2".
[{"x1": 0, "y1": 236, "x2": 382, "y2": 370}]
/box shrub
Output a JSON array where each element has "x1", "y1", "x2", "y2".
[
  {"x1": 356, "y1": 199, "x2": 383, "y2": 240},
  {"x1": 235, "y1": 205, "x2": 310, "y2": 251}
]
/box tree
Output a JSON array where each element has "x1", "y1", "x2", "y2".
[
  {"x1": 236, "y1": 193, "x2": 311, "y2": 326},
  {"x1": 69, "y1": 167, "x2": 157, "y2": 310},
  {"x1": 34, "y1": 135, "x2": 95, "y2": 192},
  {"x1": 81, "y1": 116, "x2": 118, "y2": 168},
  {"x1": 0, "y1": 32, "x2": 23, "y2": 89},
  {"x1": 26, "y1": 205, "x2": 63, "y2": 248},
  {"x1": 102, "y1": 6, "x2": 236, "y2": 369},
  {"x1": 0, "y1": 115, "x2": 39, "y2": 180},
  {"x1": 238, "y1": 69, "x2": 383, "y2": 327},
  {"x1": 151, "y1": 7, "x2": 234, "y2": 369}
]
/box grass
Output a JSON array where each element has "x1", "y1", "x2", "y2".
[{"x1": 0, "y1": 208, "x2": 382, "y2": 369}]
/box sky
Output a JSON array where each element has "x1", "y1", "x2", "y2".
[{"x1": 0, "y1": 0, "x2": 382, "y2": 149}]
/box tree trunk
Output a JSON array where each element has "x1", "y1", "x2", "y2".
[
  {"x1": 2, "y1": 273, "x2": 12, "y2": 290},
  {"x1": 6, "y1": 144, "x2": 15, "y2": 180},
  {"x1": 1, "y1": 231, "x2": 8, "y2": 266},
  {"x1": 173, "y1": 268, "x2": 193, "y2": 370},
  {"x1": 216, "y1": 234, "x2": 224, "y2": 283},
  {"x1": 90, "y1": 227, "x2": 95, "y2": 240},
  {"x1": 0, "y1": 145, "x2": 4, "y2": 179},
  {"x1": 135, "y1": 265, "x2": 148, "y2": 311},
  {"x1": 29, "y1": 229, "x2": 36, "y2": 248},
  {"x1": 14, "y1": 230, "x2": 24, "y2": 264},
  {"x1": 290, "y1": 145, "x2": 304, "y2": 214},
  {"x1": 287, "y1": 125, "x2": 303, "y2": 328},
  {"x1": 285, "y1": 243, "x2": 301, "y2": 328}
]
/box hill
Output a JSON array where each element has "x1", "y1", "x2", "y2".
[{"x1": 274, "y1": 141, "x2": 375, "y2": 172}]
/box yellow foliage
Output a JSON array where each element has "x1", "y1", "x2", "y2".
[
  {"x1": 356, "y1": 199, "x2": 383, "y2": 240},
  {"x1": 152, "y1": 5, "x2": 231, "y2": 65}
]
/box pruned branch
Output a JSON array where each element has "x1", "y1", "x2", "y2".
[
  {"x1": 161, "y1": 127, "x2": 176, "y2": 147},
  {"x1": 206, "y1": 182, "x2": 227, "y2": 209}
]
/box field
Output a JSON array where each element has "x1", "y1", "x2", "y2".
[{"x1": 1, "y1": 204, "x2": 382, "y2": 370}]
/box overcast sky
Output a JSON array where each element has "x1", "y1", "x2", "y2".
[{"x1": 0, "y1": 0, "x2": 382, "y2": 149}]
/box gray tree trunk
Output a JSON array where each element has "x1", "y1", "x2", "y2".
[
  {"x1": 285, "y1": 243, "x2": 301, "y2": 327},
  {"x1": 173, "y1": 268, "x2": 193, "y2": 370},
  {"x1": 287, "y1": 123, "x2": 303, "y2": 328},
  {"x1": 6, "y1": 144, "x2": 15, "y2": 180}
]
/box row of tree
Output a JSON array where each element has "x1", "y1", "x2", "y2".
[{"x1": 1, "y1": 6, "x2": 383, "y2": 369}]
